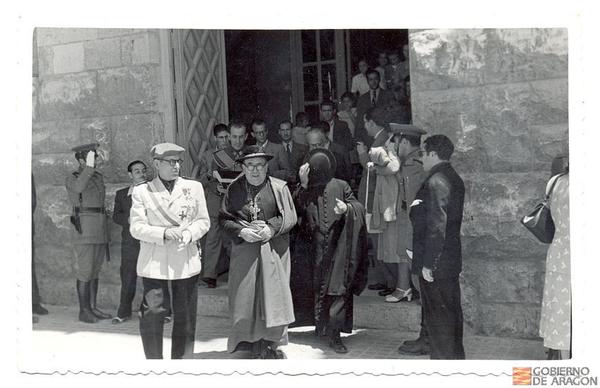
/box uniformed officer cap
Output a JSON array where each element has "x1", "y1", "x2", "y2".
[
  {"x1": 389, "y1": 123, "x2": 426, "y2": 137},
  {"x1": 71, "y1": 142, "x2": 100, "y2": 153},
  {"x1": 150, "y1": 143, "x2": 186, "y2": 159}
]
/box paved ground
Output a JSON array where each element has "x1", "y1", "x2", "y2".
[{"x1": 29, "y1": 305, "x2": 546, "y2": 360}]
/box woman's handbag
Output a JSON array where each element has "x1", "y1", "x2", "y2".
[{"x1": 520, "y1": 173, "x2": 565, "y2": 243}]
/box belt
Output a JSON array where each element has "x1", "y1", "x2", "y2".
[{"x1": 75, "y1": 206, "x2": 106, "y2": 214}]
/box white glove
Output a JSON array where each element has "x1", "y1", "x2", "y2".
[
  {"x1": 257, "y1": 225, "x2": 274, "y2": 241},
  {"x1": 240, "y1": 228, "x2": 262, "y2": 243},
  {"x1": 181, "y1": 229, "x2": 192, "y2": 245},
  {"x1": 85, "y1": 150, "x2": 96, "y2": 167},
  {"x1": 422, "y1": 267, "x2": 434, "y2": 283}
]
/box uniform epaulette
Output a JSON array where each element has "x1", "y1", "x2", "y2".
[{"x1": 413, "y1": 159, "x2": 423, "y2": 165}]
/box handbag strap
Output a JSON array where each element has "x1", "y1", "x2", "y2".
[
  {"x1": 365, "y1": 164, "x2": 370, "y2": 208},
  {"x1": 545, "y1": 172, "x2": 566, "y2": 200}
]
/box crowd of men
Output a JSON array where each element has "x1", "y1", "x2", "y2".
[{"x1": 33, "y1": 64, "x2": 466, "y2": 360}]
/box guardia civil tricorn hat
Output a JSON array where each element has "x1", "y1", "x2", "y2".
[
  {"x1": 71, "y1": 142, "x2": 100, "y2": 153},
  {"x1": 389, "y1": 123, "x2": 426, "y2": 137}
]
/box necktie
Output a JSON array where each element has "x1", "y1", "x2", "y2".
[{"x1": 371, "y1": 91, "x2": 376, "y2": 106}]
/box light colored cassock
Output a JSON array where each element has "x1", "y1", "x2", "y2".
[{"x1": 130, "y1": 176, "x2": 210, "y2": 280}]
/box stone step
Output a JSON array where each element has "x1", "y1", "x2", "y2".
[{"x1": 197, "y1": 285, "x2": 421, "y2": 332}]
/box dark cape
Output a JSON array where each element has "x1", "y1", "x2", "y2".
[{"x1": 290, "y1": 178, "x2": 369, "y2": 333}]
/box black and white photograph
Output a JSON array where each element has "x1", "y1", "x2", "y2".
[{"x1": 8, "y1": 0, "x2": 600, "y2": 386}]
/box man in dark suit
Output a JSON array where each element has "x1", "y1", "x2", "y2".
[
  {"x1": 278, "y1": 119, "x2": 308, "y2": 184},
  {"x1": 251, "y1": 118, "x2": 292, "y2": 180},
  {"x1": 355, "y1": 69, "x2": 395, "y2": 143},
  {"x1": 112, "y1": 160, "x2": 171, "y2": 324},
  {"x1": 409, "y1": 134, "x2": 466, "y2": 359},
  {"x1": 320, "y1": 100, "x2": 354, "y2": 152}
]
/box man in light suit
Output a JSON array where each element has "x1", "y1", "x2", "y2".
[
  {"x1": 355, "y1": 69, "x2": 395, "y2": 143},
  {"x1": 278, "y1": 119, "x2": 308, "y2": 184},
  {"x1": 355, "y1": 107, "x2": 395, "y2": 296},
  {"x1": 251, "y1": 118, "x2": 292, "y2": 180},
  {"x1": 130, "y1": 143, "x2": 210, "y2": 359}
]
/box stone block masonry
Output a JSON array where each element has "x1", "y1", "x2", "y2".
[
  {"x1": 32, "y1": 28, "x2": 170, "y2": 310},
  {"x1": 410, "y1": 28, "x2": 568, "y2": 338}
]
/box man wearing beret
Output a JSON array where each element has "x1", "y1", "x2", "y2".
[
  {"x1": 66, "y1": 143, "x2": 112, "y2": 324},
  {"x1": 130, "y1": 143, "x2": 210, "y2": 359}
]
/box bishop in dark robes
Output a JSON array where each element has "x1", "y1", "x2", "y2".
[
  {"x1": 291, "y1": 149, "x2": 369, "y2": 353},
  {"x1": 219, "y1": 145, "x2": 297, "y2": 359}
]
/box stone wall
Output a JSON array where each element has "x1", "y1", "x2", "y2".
[
  {"x1": 32, "y1": 28, "x2": 171, "y2": 309},
  {"x1": 409, "y1": 28, "x2": 568, "y2": 338}
]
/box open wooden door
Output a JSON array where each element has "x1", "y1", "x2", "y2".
[{"x1": 171, "y1": 29, "x2": 229, "y2": 178}]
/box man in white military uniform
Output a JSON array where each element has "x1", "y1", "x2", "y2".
[{"x1": 130, "y1": 143, "x2": 210, "y2": 359}]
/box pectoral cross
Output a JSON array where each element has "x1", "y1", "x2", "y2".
[
  {"x1": 248, "y1": 197, "x2": 260, "y2": 221},
  {"x1": 179, "y1": 209, "x2": 187, "y2": 221}
]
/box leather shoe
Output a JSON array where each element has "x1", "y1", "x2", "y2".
[
  {"x1": 79, "y1": 309, "x2": 99, "y2": 324},
  {"x1": 201, "y1": 278, "x2": 217, "y2": 288},
  {"x1": 368, "y1": 283, "x2": 386, "y2": 291},
  {"x1": 33, "y1": 303, "x2": 49, "y2": 315},
  {"x1": 111, "y1": 315, "x2": 131, "y2": 324},
  {"x1": 91, "y1": 308, "x2": 112, "y2": 320},
  {"x1": 329, "y1": 336, "x2": 348, "y2": 354},
  {"x1": 378, "y1": 288, "x2": 395, "y2": 296},
  {"x1": 398, "y1": 337, "x2": 430, "y2": 355}
]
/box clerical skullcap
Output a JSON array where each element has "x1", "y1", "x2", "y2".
[
  {"x1": 150, "y1": 143, "x2": 186, "y2": 159},
  {"x1": 389, "y1": 123, "x2": 426, "y2": 137}
]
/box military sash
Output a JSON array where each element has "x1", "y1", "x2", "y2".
[
  {"x1": 146, "y1": 180, "x2": 182, "y2": 227},
  {"x1": 212, "y1": 148, "x2": 237, "y2": 170}
]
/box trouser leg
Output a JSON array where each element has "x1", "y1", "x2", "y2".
[
  {"x1": 139, "y1": 277, "x2": 169, "y2": 359},
  {"x1": 420, "y1": 276, "x2": 464, "y2": 359},
  {"x1": 201, "y1": 213, "x2": 223, "y2": 279},
  {"x1": 368, "y1": 234, "x2": 387, "y2": 287},
  {"x1": 381, "y1": 262, "x2": 399, "y2": 289},
  {"x1": 327, "y1": 295, "x2": 347, "y2": 337},
  {"x1": 32, "y1": 249, "x2": 41, "y2": 306},
  {"x1": 117, "y1": 253, "x2": 138, "y2": 318},
  {"x1": 170, "y1": 275, "x2": 199, "y2": 359}
]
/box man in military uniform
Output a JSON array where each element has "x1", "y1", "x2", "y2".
[
  {"x1": 198, "y1": 121, "x2": 246, "y2": 288},
  {"x1": 130, "y1": 143, "x2": 210, "y2": 359},
  {"x1": 65, "y1": 143, "x2": 112, "y2": 323},
  {"x1": 389, "y1": 124, "x2": 430, "y2": 355}
]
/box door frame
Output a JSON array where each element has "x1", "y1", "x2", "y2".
[
  {"x1": 166, "y1": 29, "x2": 229, "y2": 177},
  {"x1": 290, "y1": 30, "x2": 349, "y2": 120}
]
